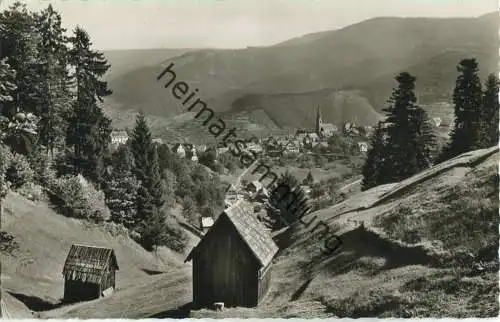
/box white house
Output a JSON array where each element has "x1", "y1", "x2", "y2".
[
  {"x1": 111, "y1": 130, "x2": 128, "y2": 146},
  {"x1": 216, "y1": 147, "x2": 229, "y2": 156},
  {"x1": 196, "y1": 145, "x2": 207, "y2": 153},
  {"x1": 321, "y1": 124, "x2": 338, "y2": 137},
  {"x1": 358, "y1": 141, "x2": 369, "y2": 153},
  {"x1": 172, "y1": 143, "x2": 186, "y2": 158},
  {"x1": 283, "y1": 140, "x2": 300, "y2": 154},
  {"x1": 152, "y1": 138, "x2": 164, "y2": 145},
  {"x1": 432, "y1": 117, "x2": 442, "y2": 127}
]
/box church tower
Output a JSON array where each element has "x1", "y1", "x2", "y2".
[{"x1": 315, "y1": 105, "x2": 324, "y2": 135}]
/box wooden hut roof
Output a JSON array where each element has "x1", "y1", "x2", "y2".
[
  {"x1": 185, "y1": 201, "x2": 278, "y2": 267},
  {"x1": 62, "y1": 244, "x2": 119, "y2": 284}
]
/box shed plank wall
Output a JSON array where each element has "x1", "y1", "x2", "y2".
[
  {"x1": 64, "y1": 268, "x2": 116, "y2": 302},
  {"x1": 257, "y1": 265, "x2": 272, "y2": 303},
  {"x1": 193, "y1": 216, "x2": 260, "y2": 308}
]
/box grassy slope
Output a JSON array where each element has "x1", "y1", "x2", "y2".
[
  {"x1": 0, "y1": 191, "x2": 189, "y2": 317},
  {"x1": 191, "y1": 147, "x2": 498, "y2": 318},
  {"x1": 261, "y1": 147, "x2": 499, "y2": 318}
]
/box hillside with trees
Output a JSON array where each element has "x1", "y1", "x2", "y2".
[{"x1": 0, "y1": 2, "x2": 224, "y2": 258}]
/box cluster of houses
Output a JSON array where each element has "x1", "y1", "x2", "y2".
[
  {"x1": 262, "y1": 106, "x2": 371, "y2": 155},
  {"x1": 110, "y1": 110, "x2": 444, "y2": 162}
]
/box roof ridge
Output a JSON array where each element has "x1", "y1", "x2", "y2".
[{"x1": 72, "y1": 244, "x2": 113, "y2": 249}]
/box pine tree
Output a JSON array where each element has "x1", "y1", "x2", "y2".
[
  {"x1": 145, "y1": 146, "x2": 165, "y2": 209},
  {"x1": 137, "y1": 206, "x2": 169, "y2": 252},
  {"x1": 361, "y1": 122, "x2": 387, "y2": 191},
  {"x1": 440, "y1": 59, "x2": 483, "y2": 161},
  {"x1": 130, "y1": 111, "x2": 152, "y2": 183},
  {"x1": 382, "y1": 72, "x2": 420, "y2": 182},
  {"x1": 65, "y1": 27, "x2": 112, "y2": 185},
  {"x1": 0, "y1": 2, "x2": 43, "y2": 117},
  {"x1": 104, "y1": 145, "x2": 138, "y2": 228},
  {"x1": 412, "y1": 108, "x2": 436, "y2": 170},
  {"x1": 33, "y1": 4, "x2": 71, "y2": 155},
  {"x1": 129, "y1": 112, "x2": 164, "y2": 208},
  {"x1": 479, "y1": 74, "x2": 499, "y2": 148},
  {"x1": 111, "y1": 144, "x2": 135, "y2": 173}
]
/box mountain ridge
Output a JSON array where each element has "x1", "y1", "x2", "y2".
[{"x1": 103, "y1": 12, "x2": 498, "y2": 141}]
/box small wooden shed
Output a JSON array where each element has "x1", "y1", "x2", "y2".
[
  {"x1": 62, "y1": 244, "x2": 119, "y2": 302},
  {"x1": 185, "y1": 201, "x2": 279, "y2": 309}
]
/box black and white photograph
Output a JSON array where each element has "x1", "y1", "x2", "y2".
[{"x1": 0, "y1": 0, "x2": 498, "y2": 319}]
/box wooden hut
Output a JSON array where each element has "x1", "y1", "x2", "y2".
[
  {"x1": 62, "y1": 244, "x2": 119, "y2": 302},
  {"x1": 185, "y1": 201, "x2": 279, "y2": 309}
]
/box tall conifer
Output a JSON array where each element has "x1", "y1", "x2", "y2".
[
  {"x1": 66, "y1": 27, "x2": 112, "y2": 184},
  {"x1": 439, "y1": 59, "x2": 483, "y2": 161},
  {"x1": 383, "y1": 72, "x2": 420, "y2": 182},
  {"x1": 361, "y1": 122, "x2": 387, "y2": 191},
  {"x1": 33, "y1": 4, "x2": 71, "y2": 155},
  {"x1": 479, "y1": 74, "x2": 499, "y2": 148}
]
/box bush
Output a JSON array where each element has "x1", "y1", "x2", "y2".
[
  {"x1": 0, "y1": 144, "x2": 11, "y2": 200},
  {"x1": 163, "y1": 218, "x2": 189, "y2": 253},
  {"x1": 5, "y1": 152, "x2": 34, "y2": 190},
  {"x1": 182, "y1": 196, "x2": 198, "y2": 225},
  {"x1": 49, "y1": 174, "x2": 110, "y2": 222},
  {"x1": 16, "y1": 182, "x2": 45, "y2": 202},
  {"x1": 27, "y1": 146, "x2": 50, "y2": 184}
]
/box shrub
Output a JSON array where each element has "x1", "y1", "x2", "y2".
[
  {"x1": 182, "y1": 195, "x2": 198, "y2": 225},
  {"x1": 5, "y1": 152, "x2": 34, "y2": 190},
  {"x1": 16, "y1": 182, "x2": 45, "y2": 202},
  {"x1": 163, "y1": 218, "x2": 189, "y2": 253},
  {"x1": 49, "y1": 174, "x2": 110, "y2": 222},
  {"x1": 0, "y1": 144, "x2": 11, "y2": 200},
  {"x1": 27, "y1": 146, "x2": 50, "y2": 184},
  {"x1": 0, "y1": 231, "x2": 19, "y2": 256}
]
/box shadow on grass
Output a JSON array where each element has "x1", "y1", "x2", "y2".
[
  {"x1": 7, "y1": 292, "x2": 64, "y2": 312},
  {"x1": 142, "y1": 268, "x2": 165, "y2": 275},
  {"x1": 148, "y1": 302, "x2": 192, "y2": 318},
  {"x1": 290, "y1": 278, "x2": 312, "y2": 301}
]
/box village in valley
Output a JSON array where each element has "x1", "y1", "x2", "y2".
[{"x1": 0, "y1": 0, "x2": 498, "y2": 319}]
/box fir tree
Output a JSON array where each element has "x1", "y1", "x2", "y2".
[
  {"x1": 65, "y1": 27, "x2": 112, "y2": 184},
  {"x1": 412, "y1": 108, "x2": 436, "y2": 170},
  {"x1": 145, "y1": 146, "x2": 165, "y2": 209},
  {"x1": 440, "y1": 59, "x2": 483, "y2": 161},
  {"x1": 382, "y1": 72, "x2": 420, "y2": 182},
  {"x1": 111, "y1": 143, "x2": 135, "y2": 173},
  {"x1": 361, "y1": 122, "x2": 387, "y2": 191},
  {"x1": 0, "y1": 2, "x2": 43, "y2": 117},
  {"x1": 479, "y1": 74, "x2": 499, "y2": 148},
  {"x1": 130, "y1": 111, "x2": 152, "y2": 183},
  {"x1": 138, "y1": 207, "x2": 169, "y2": 252},
  {"x1": 104, "y1": 145, "x2": 138, "y2": 228},
  {"x1": 129, "y1": 112, "x2": 164, "y2": 208},
  {"x1": 33, "y1": 4, "x2": 71, "y2": 155}
]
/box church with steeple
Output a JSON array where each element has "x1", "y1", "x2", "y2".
[{"x1": 315, "y1": 105, "x2": 337, "y2": 138}]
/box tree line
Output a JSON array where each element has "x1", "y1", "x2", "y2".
[
  {"x1": 361, "y1": 60, "x2": 499, "y2": 191},
  {"x1": 0, "y1": 2, "x2": 226, "y2": 252}
]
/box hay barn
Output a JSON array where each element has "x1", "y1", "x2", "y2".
[
  {"x1": 62, "y1": 244, "x2": 119, "y2": 302},
  {"x1": 185, "y1": 201, "x2": 279, "y2": 309}
]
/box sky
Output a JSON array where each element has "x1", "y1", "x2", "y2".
[{"x1": 1, "y1": 0, "x2": 497, "y2": 50}]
